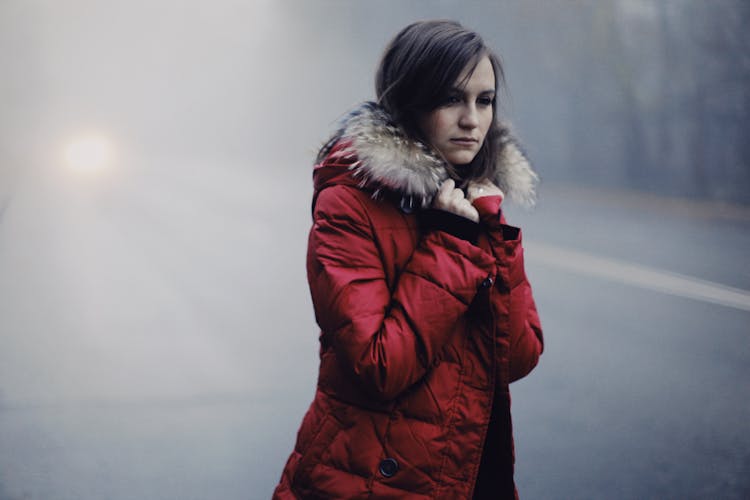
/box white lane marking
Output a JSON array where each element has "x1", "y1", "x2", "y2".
[{"x1": 526, "y1": 241, "x2": 750, "y2": 312}]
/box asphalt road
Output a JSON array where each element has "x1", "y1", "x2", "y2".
[
  {"x1": 0, "y1": 167, "x2": 748, "y2": 499},
  {"x1": 507, "y1": 186, "x2": 750, "y2": 499}
]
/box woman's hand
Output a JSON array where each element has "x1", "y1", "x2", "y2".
[
  {"x1": 467, "y1": 179, "x2": 504, "y2": 203},
  {"x1": 432, "y1": 179, "x2": 479, "y2": 222}
]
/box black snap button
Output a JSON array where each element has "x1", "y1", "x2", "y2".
[
  {"x1": 480, "y1": 276, "x2": 494, "y2": 289},
  {"x1": 379, "y1": 458, "x2": 399, "y2": 478}
]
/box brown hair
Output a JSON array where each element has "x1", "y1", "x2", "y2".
[{"x1": 375, "y1": 20, "x2": 506, "y2": 182}]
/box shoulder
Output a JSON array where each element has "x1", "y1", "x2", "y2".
[
  {"x1": 314, "y1": 184, "x2": 375, "y2": 225},
  {"x1": 314, "y1": 183, "x2": 412, "y2": 238}
]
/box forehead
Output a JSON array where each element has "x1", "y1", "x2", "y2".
[{"x1": 456, "y1": 55, "x2": 495, "y2": 92}]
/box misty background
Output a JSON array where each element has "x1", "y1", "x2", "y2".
[{"x1": 1, "y1": 1, "x2": 748, "y2": 499}]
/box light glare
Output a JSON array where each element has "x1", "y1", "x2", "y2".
[{"x1": 64, "y1": 135, "x2": 113, "y2": 173}]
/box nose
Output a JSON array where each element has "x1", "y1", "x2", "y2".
[{"x1": 458, "y1": 104, "x2": 479, "y2": 129}]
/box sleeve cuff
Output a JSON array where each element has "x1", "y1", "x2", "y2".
[
  {"x1": 472, "y1": 195, "x2": 503, "y2": 228},
  {"x1": 419, "y1": 209, "x2": 481, "y2": 244}
]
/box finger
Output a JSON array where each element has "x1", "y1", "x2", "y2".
[
  {"x1": 433, "y1": 179, "x2": 455, "y2": 209},
  {"x1": 463, "y1": 205, "x2": 480, "y2": 223},
  {"x1": 438, "y1": 178, "x2": 455, "y2": 197},
  {"x1": 468, "y1": 181, "x2": 504, "y2": 202},
  {"x1": 466, "y1": 185, "x2": 484, "y2": 202},
  {"x1": 450, "y1": 188, "x2": 465, "y2": 202}
]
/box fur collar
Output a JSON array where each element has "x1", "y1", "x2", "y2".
[{"x1": 321, "y1": 101, "x2": 538, "y2": 209}]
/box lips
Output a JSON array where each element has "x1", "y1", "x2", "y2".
[{"x1": 450, "y1": 137, "x2": 478, "y2": 147}]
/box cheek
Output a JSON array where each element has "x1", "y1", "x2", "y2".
[{"x1": 481, "y1": 110, "x2": 493, "y2": 134}]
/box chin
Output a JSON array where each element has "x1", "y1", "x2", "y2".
[{"x1": 446, "y1": 153, "x2": 478, "y2": 166}]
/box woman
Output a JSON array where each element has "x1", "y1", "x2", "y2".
[{"x1": 274, "y1": 20, "x2": 543, "y2": 500}]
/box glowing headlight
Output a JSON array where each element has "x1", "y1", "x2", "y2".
[{"x1": 64, "y1": 135, "x2": 114, "y2": 173}]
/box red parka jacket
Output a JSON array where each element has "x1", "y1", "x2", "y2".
[{"x1": 274, "y1": 103, "x2": 543, "y2": 499}]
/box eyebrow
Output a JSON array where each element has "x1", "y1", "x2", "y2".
[{"x1": 449, "y1": 87, "x2": 496, "y2": 95}]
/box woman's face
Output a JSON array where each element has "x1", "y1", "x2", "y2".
[{"x1": 418, "y1": 55, "x2": 495, "y2": 167}]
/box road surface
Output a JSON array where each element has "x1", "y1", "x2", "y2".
[{"x1": 0, "y1": 166, "x2": 748, "y2": 499}]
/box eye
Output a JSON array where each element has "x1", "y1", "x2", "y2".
[
  {"x1": 440, "y1": 94, "x2": 462, "y2": 106},
  {"x1": 477, "y1": 96, "x2": 495, "y2": 107}
]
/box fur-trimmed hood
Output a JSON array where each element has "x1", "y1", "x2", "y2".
[{"x1": 314, "y1": 102, "x2": 538, "y2": 210}]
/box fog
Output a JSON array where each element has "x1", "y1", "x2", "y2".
[{"x1": 1, "y1": 1, "x2": 748, "y2": 499}]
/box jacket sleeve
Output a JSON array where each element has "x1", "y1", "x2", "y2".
[
  {"x1": 473, "y1": 195, "x2": 544, "y2": 383},
  {"x1": 308, "y1": 185, "x2": 497, "y2": 401}
]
